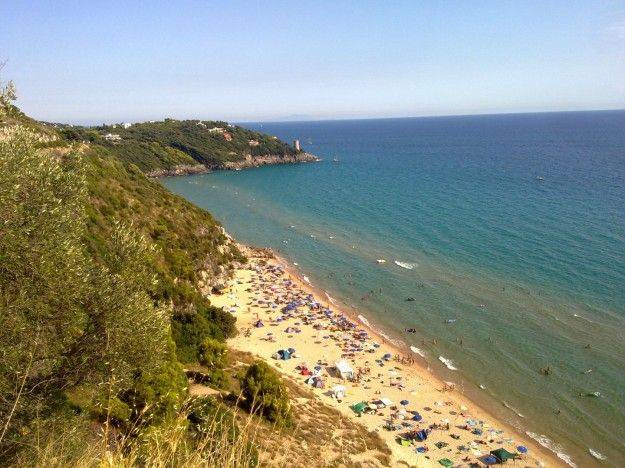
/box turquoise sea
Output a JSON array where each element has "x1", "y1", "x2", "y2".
[{"x1": 163, "y1": 111, "x2": 625, "y2": 465}]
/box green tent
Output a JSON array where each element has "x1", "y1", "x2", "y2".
[
  {"x1": 397, "y1": 438, "x2": 411, "y2": 447},
  {"x1": 350, "y1": 402, "x2": 367, "y2": 415},
  {"x1": 491, "y1": 448, "x2": 518, "y2": 462},
  {"x1": 438, "y1": 458, "x2": 453, "y2": 467}
]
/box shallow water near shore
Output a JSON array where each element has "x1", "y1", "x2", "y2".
[{"x1": 163, "y1": 111, "x2": 625, "y2": 465}]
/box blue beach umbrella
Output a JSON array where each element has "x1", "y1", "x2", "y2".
[
  {"x1": 517, "y1": 445, "x2": 528, "y2": 453},
  {"x1": 400, "y1": 400, "x2": 409, "y2": 406},
  {"x1": 412, "y1": 412, "x2": 423, "y2": 421}
]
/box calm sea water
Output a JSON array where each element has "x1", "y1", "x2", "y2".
[{"x1": 163, "y1": 111, "x2": 625, "y2": 465}]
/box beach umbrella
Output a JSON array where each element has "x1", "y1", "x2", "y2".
[
  {"x1": 517, "y1": 445, "x2": 528, "y2": 453},
  {"x1": 412, "y1": 412, "x2": 422, "y2": 422},
  {"x1": 400, "y1": 400, "x2": 409, "y2": 406}
]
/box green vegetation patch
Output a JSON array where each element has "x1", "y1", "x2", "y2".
[{"x1": 57, "y1": 118, "x2": 298, "y2": 171}]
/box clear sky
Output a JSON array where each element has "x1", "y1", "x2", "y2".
[{"x1": 2, "y1": 0, "x2": 624, "y2": 123}]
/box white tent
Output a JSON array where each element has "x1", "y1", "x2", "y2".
[
  {"x1": 331, "y1": 384, "x2": 346, "y2": 399},
  {"x1": 334, "y1": 360, "x2": 354, "y2": 380}
]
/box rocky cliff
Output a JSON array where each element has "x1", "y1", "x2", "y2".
[{"x1": 146, "y1": 152, "x2": 320, "y2": 177}]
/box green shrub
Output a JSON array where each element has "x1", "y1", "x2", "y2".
[
  {"x1": 171, "y1": 300, "x2": 236, "y2": 363},
  {"x1": 239, "y1": 361, "x2": 292, "y2": 427},
  {"x1": 199, "y1": 337, "x2": 227, "y2": 368},
  {"x1": 117, "y1": 336, "x2": 187, "y2": 426},
  {"x1": 0, "y1": 128, "x2": 171, "y2": 457},
  {"x1": 207, "y1": 368, "x2": 230, "y2": 389},
  {"x1": 198, "y1": 337, "x2": 229, "y2": 389}
]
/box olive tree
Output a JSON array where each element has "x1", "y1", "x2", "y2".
[{"x1": 0, "y1": 125, "x2": 169, "y2": 452}]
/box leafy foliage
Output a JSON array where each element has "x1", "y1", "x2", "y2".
[
  {"x1": 81, "y1": 148, "x2": 238, "y2": 359},
  {"x1": 57, "y1": 118, "x2": 298, "y2": 172},
  {"x1": 198, "y1": 338, "x2": 229, "y2": 388},
  {"x1": 0, "y1": 106, "x2": 241, "y2": 462},
  {"x1": 0, "y1": 128, "x2": 171, "y2": 456},
  {"x1": 240, "y1": 361, "x2": 292, "y2": 427},
  {"x1": 171, "y1": 303, "x2": 235, "y2": 363},
  {"x1": 0, "y1": 86, "x2": 293, "y2": 465}
]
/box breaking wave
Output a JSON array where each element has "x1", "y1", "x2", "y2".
[
  {"x1": 394, "y1": 260, "x2": 418, "y2": 270},
  {"x1": 588, "y1": 448, "x2": 606, "y2": 460},
  {"x1": 525, "y1": 432, "x2": 576, "y2": 467},
  {"x1": 357, "y1": 314, "x2": 370, "y2": 327},
  {"x1": 502, "y1": 401, "x2": 525, "y2": 418},
  {"x1": 438, "y1": 356, "x2": 457, "y2": 370}
]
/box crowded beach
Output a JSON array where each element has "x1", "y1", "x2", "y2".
[{"x1": 208, "y1": 248, "x2": 560, "y2": 467}]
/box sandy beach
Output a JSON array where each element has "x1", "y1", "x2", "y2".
[{"x1": 208, "y1": 246, "x2": 563, "y2": 467}]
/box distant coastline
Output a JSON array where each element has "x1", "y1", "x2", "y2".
[
  {"x1": 147, "y1": 152, "x2": 320, "y2": 178},
  {"x1": 161, "y1": 112, "x2": 625, "y2": 465}
]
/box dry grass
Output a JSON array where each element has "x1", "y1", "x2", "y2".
[
  {"x1": 214, "y1": 349, "x2": 392, "y2": 467},
  {"x1": 13, "y1": 398, "x2": 260, "y2": 468},
  {"x1": 13, "y1": 350, "x2": 391, "y2": 468}
]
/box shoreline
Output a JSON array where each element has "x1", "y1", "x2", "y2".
[
  {"x1": 210, "y1": 245, "x2": 564, "y2": 467},
  {"x1": 148, "y1": 152, "x2": 320, "y2": 178},
  {"x1": 271, "y1": 251, "x2": 565, "y2": 466}
]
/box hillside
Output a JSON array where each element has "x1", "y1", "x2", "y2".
[
  {"x1": 1, "y1": 83, "x2": 390, "y2": 466},
  {"x1": 55, "y1": 118, "x2": 318, "y2": 176},
  {"x1": 1, "y1": 100, "x2": 244, "y2": 464}
]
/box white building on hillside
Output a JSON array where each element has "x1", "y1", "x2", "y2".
[{"x1": 104, "y1": 133, "x2": 121, "y2": 142}]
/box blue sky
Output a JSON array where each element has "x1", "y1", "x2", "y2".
[{"x1": 2, "y1": 0, "x2": 624, "y2": 123}]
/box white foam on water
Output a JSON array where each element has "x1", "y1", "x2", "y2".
[
  {"x1": 375, "y1": 331, "x2": 405, "y2": 347},
  {"x1": 410, "y1": 346, "x2": 426, "y2": 357},
  {"x1": 438, "y1": 356, "x2": 457, "y2": 370},
  {"x1": 394, "y1": 260, "x2": 418, "y2": 270},
  {"x1": 573, "y1": 313, "x2": 593, "y2": 323},
  {"x1": 526, "y1": 432, "x2": 577, "y2": 467},
  {"x1": 502, "y1": 401, "x2": 525, "y2": 418},
  {"x1": 324, "y1": 292, "x2": 337, "y2": 305},
  {"x1": 358, "y1": 314, "x2": 370, "y2": 327},
  {"x1": 588, "y1": 448, "x2": 606, "y2": 460},
  {"x1": 302, "y1": 275, "x2": 310, "y2": 283}
]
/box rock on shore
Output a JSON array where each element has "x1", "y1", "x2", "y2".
[
  {"x1": 146, "y1": 163, "x2": 212, "y2": 178},
  {"x1": 221, "y1": 152, "x2": 319, "y2": 170},
  {"x1": 147, "y1": 153, "x2": 319, "y2": 177}
]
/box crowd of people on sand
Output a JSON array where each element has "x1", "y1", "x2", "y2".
[{"x1": 221, "y1": 259, "x2": 539, "y2": 467}]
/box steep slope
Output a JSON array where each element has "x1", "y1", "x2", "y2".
[
  {"x1": 0, "y1": 101, "x2": 243, "y2": 462},
  {"x1": 2, "y1": 100, "x2": 386, "y2": 467}
]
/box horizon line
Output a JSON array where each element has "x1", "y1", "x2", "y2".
[
  {"x1": 36, "y1": 106, "x2": 625, "y2": 127},
  {"x1": 238, "y1": 107, "x2": 625, "y2": 125}
]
